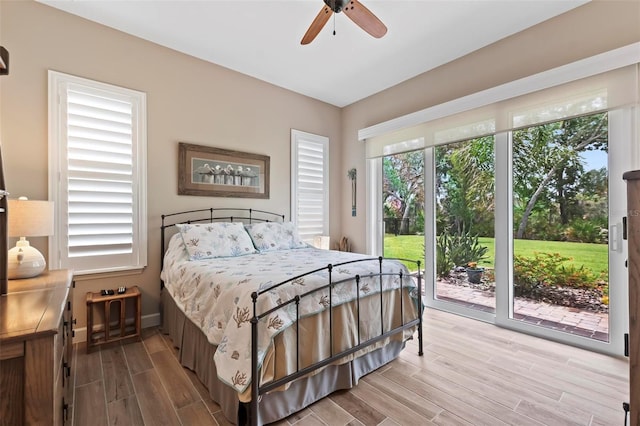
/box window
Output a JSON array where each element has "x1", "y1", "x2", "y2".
[
  {"x1": 48, "y1": 71, "x2": 147, "y2": 275},
  {"x1": 291, "y1": 129, "x2": 329, "y2": 244}
]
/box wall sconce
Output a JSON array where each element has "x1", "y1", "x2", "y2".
[
  {"x1": 0, "y1": 46, "x2": 8, "y2": 76},
  {"x1": 348, "y1": 168, "x2": 357, "y2": 217},
  {"x1": 7, "y1": 197, "x2": 54, "y2": 279}
]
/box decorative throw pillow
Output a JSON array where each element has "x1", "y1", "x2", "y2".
[
  {"x1": 246, "y1": 222, "x2": 307, "y2": 252},
  {"x1": 176, "y1": 222, "x2": 257, "y2": 260}
]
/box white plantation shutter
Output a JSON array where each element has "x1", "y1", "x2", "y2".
[
  {"x1": 291, "y1": 130, "x2": 329, "y2": 244},
  {"x1": 49, "y1": 71, "x2": 147, "y2": 274}
]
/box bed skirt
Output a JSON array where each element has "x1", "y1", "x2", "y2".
[{"x1": 160, "y1": 289, "x2": 406, "y2": 424}]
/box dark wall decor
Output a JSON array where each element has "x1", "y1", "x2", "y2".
[
  {"x1": 178, "y1": 142, "x2": 270, "y2": 198},
  {"x1": 0, "y1": 47, "x2": 8, "y2": 75}
]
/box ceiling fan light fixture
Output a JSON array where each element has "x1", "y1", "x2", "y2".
[{"x1": 326, "y1": 0, "x2": 349, "y2": 13}]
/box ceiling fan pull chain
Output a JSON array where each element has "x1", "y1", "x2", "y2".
[{"x1": 333, "y1": 13, "x2": 336, "y2": 36}]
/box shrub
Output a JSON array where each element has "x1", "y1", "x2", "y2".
[
  {"x1": 448, "y1": 227, "x2": 488, "y2": 267},
  {"x1": 435, "y1": 236, "x2": 454, "y2": 278},
  {"x1": 415, "y1": 210, "x2": 425, "y2": 234},
  {"x1": 518, "y1": 212, "x2": 566, "y2": 241},
  {"x1": 564, "y1": 218, "x2": 606, "y2": 243},
  {"x1": 435, "y1": 226, "x2": 488, "y2": 277},
  {"x1": 513, "y1": 252, "x2": 604, "y2": 297}
]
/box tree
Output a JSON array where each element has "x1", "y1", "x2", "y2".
[
  {"x1": 383, "y1": 151, "x2": 424, "y2": 234},
  {"x1": 554, "y1": 155, "x2": 584, "y2": 225},
  {"x1": 580, "y1": 167, "x2": 608, "y2": 198},
  {"x1": 513, "y1": 113, "x2": 607, "y2": 239},
  {"x1": 436, "y1": 136, "x2": 494, "y2": 236}
]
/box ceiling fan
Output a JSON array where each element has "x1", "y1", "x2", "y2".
[{"x1": 301, "y1": 0, "x2": 387, "y2": 45}]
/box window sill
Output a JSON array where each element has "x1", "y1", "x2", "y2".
[{"x1": 72, "y1": 267, "x2": 146, "y2": 282}]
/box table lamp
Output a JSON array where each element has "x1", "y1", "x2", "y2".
[{"x1": 7, "y1": 197, "x2": 54, "y2": 279}]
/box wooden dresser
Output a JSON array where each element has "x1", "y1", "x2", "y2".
[{"x1": 0, "y1": 269, "x2": 74, "y2": 426}]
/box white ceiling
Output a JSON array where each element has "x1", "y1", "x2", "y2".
[{"x1": 38, "y1": 0, "x2": 588, "y2": 107}]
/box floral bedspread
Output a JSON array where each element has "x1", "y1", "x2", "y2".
[{"x1": 161, "y1": 234, "x2": 416, "y2": 394}]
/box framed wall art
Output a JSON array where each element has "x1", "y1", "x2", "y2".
[{"x1": 178, "y1": 142, "x2": 270, "y2": 198}]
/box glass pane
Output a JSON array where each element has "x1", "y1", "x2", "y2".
[
  {"x1": 382, "y1": 151, "x2": 425, "y2": 272},
  {"x1": 512, "y1": 112, "x2": 609, "y2": 342},
  {"x1": 434, "y1": 137, "x2": 496, "y2": 313}
]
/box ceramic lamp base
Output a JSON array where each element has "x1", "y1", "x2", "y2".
[{"x1": 8, "y1": 238, "x2": 46, "y2": 279}]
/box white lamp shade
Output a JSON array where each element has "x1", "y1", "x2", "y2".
[{"x1": 8, "y1": 198, "x2": 54, "y2": 237}]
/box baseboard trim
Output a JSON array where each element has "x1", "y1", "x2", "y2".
[{"x1": 73, "y1": 312, "x2": 161, "y2": 344}]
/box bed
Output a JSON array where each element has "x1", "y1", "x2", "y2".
[{"x1": 160, "y1": 208, "x2": 423, "y2": 425}]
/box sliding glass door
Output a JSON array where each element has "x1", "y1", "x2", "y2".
[
  {"x1": 377, "y1": 108, "x2": 632, "y2": 355},
  {"x1": 509, "y1": 112, "x2": 611, "y2": 342},
  {"x1": 433, "y1": 137, "x2": 496, "y2": 315},
  {"x1": 501, "y1": 109, "x2": 630, "y2": 353}
]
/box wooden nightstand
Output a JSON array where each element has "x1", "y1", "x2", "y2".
[{"x1": 86, "y1": 286, "x2": 141, "y2": 352}]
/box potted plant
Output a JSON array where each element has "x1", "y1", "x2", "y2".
[{"x1": 465, "y1": 261, "x2": 484, "y2": 284}]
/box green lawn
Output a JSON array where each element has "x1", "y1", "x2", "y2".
[
  {"x1": 383, "y1": 235, "x2": 609, "y2": 274},
  {"x1": 383, "y1": 235, "x2": 426, "y2": 268}
]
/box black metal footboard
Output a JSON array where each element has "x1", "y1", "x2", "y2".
[{"x1": 248, "y1": 257, "x2": 424, "y2": 426}]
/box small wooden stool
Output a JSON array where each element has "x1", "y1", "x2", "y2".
[{"x1": 86, "y1": 286, "x2": 141, "y2": 352}]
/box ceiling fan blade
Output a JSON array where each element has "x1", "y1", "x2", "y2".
[
  {"x1": 301, "y1": 6, "x2": 333, "y2": 45},
  {"x1": 343, "y1": 0, "x2": 387, "y2": 39}
]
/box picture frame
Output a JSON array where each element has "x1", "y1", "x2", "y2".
[{"x1": 178, "y1": 142, "x2": 270, "y2": 198}]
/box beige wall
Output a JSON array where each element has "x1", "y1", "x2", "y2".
[
  {"x1": 0, "y1": 0, "x2": 342, "y2": 330},
  {"x1": 341, "y1": 0, "x2": 640, "y2": 252}
]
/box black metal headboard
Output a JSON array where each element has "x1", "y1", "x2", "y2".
[{"x1": 160, "y1": 208, "x2": 285, "y2": 287}]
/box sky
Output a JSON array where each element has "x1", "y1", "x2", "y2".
[{"x1": 580, "y1": 150, "x2": 607, "y2": 171}]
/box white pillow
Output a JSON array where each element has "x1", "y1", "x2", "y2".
[
  {"x1": 166, "y1": 232, "x2": 189, "y2": 261},
  {"x1": 245, "y1": 222, "x2": 307, "y2": 252},
  {"x1": 176, "y1": 222, "x2": 257, "y2": 260}
]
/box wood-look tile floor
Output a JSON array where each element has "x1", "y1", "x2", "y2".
[{"x1": 71, "y1": 308, "x2": 629, "y2": 426}]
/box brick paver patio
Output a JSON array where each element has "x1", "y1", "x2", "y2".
[{"x1": 435, "y1": 280, "x2": 609, "y2": 342}]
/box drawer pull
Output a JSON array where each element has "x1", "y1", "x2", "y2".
[
  {"x1": 62, "y1": 400, "x2": 69, "y2": 422},
  {"x1": 64, "y1": 362, "x2": 70, "y2": 377}
]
